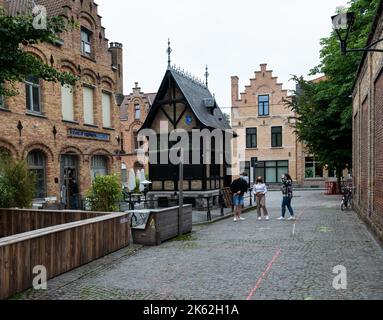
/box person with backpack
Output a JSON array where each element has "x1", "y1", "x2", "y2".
[
  {"x1": 230, "y1": 173, "x2": 249, "y2": 222},
  {"x1": 277, "y1": 173, "x2": 296, "y2": 221},
  {"x1": 253, "y1": 176, "x2": 269, "y2": 221}
]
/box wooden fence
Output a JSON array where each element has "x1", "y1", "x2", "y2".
[
  {"x1": 0, "y1": 209, "x2": 107, "y2": 238},
  {"x1": 0, "y1": 212, "x2": 131, "y2": 300}
]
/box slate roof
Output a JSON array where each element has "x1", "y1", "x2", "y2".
[
  {"x1": 170, "y1": 68, "x2": 231, "y2": 130},
  {"x1": 141, "y1": 67, "x2": 231, "y2": 131}
]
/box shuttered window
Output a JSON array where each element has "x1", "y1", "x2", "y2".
[
  {"x1": 102, "y1": 92, "x2": 111, "y2": 128},
  {"x1": 83, "y1": 86, "x2": 94, "y2": 125},
  {"x1": 61, "y1": 84, "x2": 74, "y2": 121}
]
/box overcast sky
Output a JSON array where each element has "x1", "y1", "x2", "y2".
[{"x1": 97, "y1": 0, "x2": 348, "y2": 112}]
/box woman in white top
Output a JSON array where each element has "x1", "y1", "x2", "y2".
[{"x1": 253, "y1": 176, "x2": 270, "y2": 221}]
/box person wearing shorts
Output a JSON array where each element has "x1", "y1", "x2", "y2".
[{"x1": 230, "y1": 173, "x2": 249, "y2": 222}]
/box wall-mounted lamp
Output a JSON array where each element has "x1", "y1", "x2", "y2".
[
  {"x1": 52, "y1": 126, "x2": 58, "y2": 140},
  {"x1": 332, "y1": 12, "x2": 383, "y2": 54},
  {"x1": 17, "y1": 121, "x2": 23, "y2": 137}
]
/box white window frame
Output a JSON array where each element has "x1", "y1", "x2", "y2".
[
  {"x1": 81, "y1": 29, "x2": 92, "y2": 57},
  {"x1": 134, "y1": 104, "x2": 141, "y2": 120},
  {"x1": 102, "y1": 91, "x2": 112, "y2": 128},
  {"x1": 61, "y1": 84, "x2": 75, "y2": 122},
  {"x1": 25, "y1": 75, "x2": 42, "y2": 113},
  {"x1": 83, "y1": 85, "x2": 95, "y2": 125}
]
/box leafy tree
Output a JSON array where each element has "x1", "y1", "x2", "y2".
[
  {"x1": 286, "y1": 0, "x2": 379, "y2": 189},
  {"x1": 0, "y1": 6, "x2": 78, "y2": 97},
  {"x1": 0, "y1": 155, "x2": 36, "y2": 208},
  {"x1": 87, "y1": 175, "x2": 123, "y2": 212}
]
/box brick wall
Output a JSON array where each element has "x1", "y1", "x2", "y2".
[
  {"x1": 373, "y1": 71, "x2": 383, "y2": 234},
  {"x1": 0, "y1": 0, "x2": 124, "y2": 205},
  {"x1": 353, "y1": 4, "x2": 383, "y2": 242}
]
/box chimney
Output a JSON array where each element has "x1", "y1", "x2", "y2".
[
  {"x1": 231, "y1": 76, "x2": 239, "y2": 103},
  {"x1": 260, "y1": 63, "x2": 267, "y2": 72},
  {"x1": 109, "y1": 42, "x2": 124, "y2": 96}
]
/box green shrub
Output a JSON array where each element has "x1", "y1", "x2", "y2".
[
  {"x1": 86, "y1": 174, "x2": 123, "y2": 212},
  {"x1": 0, "y1": 157, "x2": 36, "y2": 208}
]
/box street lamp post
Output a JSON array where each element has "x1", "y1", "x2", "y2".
[{"x1": 332, "y1": 12, "x2": 383, "y2": 54}]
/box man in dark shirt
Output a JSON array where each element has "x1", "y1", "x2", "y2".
[{"x1": 230, "y1": 173, "x2": 249, "y2": 222}]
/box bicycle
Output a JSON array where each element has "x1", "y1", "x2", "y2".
[{"x1": 341, "y1": 185, "x2": 354, "y2": 211}]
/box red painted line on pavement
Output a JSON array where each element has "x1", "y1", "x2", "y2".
[{"x1": 246, "y1": 247, "x2": 281, "y2": 300}]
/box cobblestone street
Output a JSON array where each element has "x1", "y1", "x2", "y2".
[{"x1": 16, "y1": 191, "x2": 383, "y2": 300}]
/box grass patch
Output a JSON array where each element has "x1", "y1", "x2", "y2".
[
  {"x1": 172, "y1": 233, "x2": 197, "y2": 242},
  {"x1": 9, "y1": 288, "x2": 34, "y2": 300}
]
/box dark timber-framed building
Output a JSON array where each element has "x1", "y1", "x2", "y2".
[{"x1": 139, "y1": 61, "x2": 233, "y2": 209}]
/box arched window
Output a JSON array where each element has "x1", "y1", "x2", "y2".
[
  {"x1": 27, "y1": 150, "x2": 46, "y2": 198},
  {"x1": 91, "y1": 155, "x2": 108, "y2": 179}
]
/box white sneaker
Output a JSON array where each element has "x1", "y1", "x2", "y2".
[
  {"x1": 288, "y1": 216, "x2": 296, "y2": 221},
  {"x1": 258, "y1": 217, "x2": 262, "y2": 221},
  {"x1": 277, "y1": 217, "x2": 286, "y2": 221},
  {"x1": 239, "y1": 217, "x2": 246, "y2": 221},
  {"x1": 234, "y1": 218, "x2": 238, "y2": 222},
  {"x1": 265, "y1": 216, "x2": 270, "y2": 221}
]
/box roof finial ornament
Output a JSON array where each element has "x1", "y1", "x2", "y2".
[
  {"x1": 205, "y1": 65, "x2": 209, "y2": 88},
  {"x1": 167, "y1": 38, "x2": 172, "y2": 69}
]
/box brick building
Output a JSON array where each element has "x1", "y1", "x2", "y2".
[
  {"x1": 120, "y1": 82, "x2": 156, "y2": 184},
  {"x1": 353, "y1": 0, "x2": 383, "y2": 241},
  {"x1": 231, "y1": 64, "x2": 331, "y2": 187},
  {"x1": 0, "y1": 0, "x2": 124, "y2": 208}
]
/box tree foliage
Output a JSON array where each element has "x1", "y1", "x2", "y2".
[
  {"x1": 286, "y1": 0, "x2": 379, "y2": 177},
  {"x1": 87, "y1": 175, "x2": 123, "y2": 212},
  {"x1": 0, "y1": 155, "x2": 36, "y2": 208},
  {"x1": 0, "y1": 7, "x2": 78, "y2": 96}
]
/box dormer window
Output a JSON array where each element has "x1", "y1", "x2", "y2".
[
  {"x1": 81, "y1": 28, "x2": 92, "y2": 57},
  {"x1": 203, "y1": 98, "x2": 216, "y2": 115}
]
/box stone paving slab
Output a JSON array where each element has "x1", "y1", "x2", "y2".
[{"x1": 14, "y1": 191, "x2": 383, "y2": 300}]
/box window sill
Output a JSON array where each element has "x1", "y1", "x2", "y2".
[
  {"x1": 246, "y1": 148, "x2": 258, "y2": 150},
  {"x1": 258, "y1": 115, "x2": 270, "y2": 118},
  {"x1": 26, "y1": 111, "x2": 47, "y2": 119},
  {"x1": 271, "y1": 147, "x2": 284, "y2": 149},
  {"x1": 102, "y1": 127, "x2": 115, "y2": 131},
  {"x1": 81, "y1": 54, "x2": 96, "y2": 63},
  {"x1": 0, "y1": 107, "x2": 11, "y2": 113},
  {"x1": 62, "y1": 120, "x2": 79, "y2": 125},
  {"x1": 84, "y1": 123, "x2": 99, "y2": 128}
]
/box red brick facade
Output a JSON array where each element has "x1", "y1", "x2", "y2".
[
  {"x1": 119, "y1": 83, "x2": 155, "y2": 184},
  {"x1": 0, "y1": 0, "x2": 124, "y2": 208},
  {"x1": 353, "y1": 1, "x2": 383, "y2": 241}
]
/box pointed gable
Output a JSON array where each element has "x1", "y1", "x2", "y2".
[{"x1": 140, "y1": 67, "x2": 231, "y2": 131}]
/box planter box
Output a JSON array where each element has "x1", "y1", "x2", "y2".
[{"x1": 129, "y1": 205, "x2": 192, "y2": 246}]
